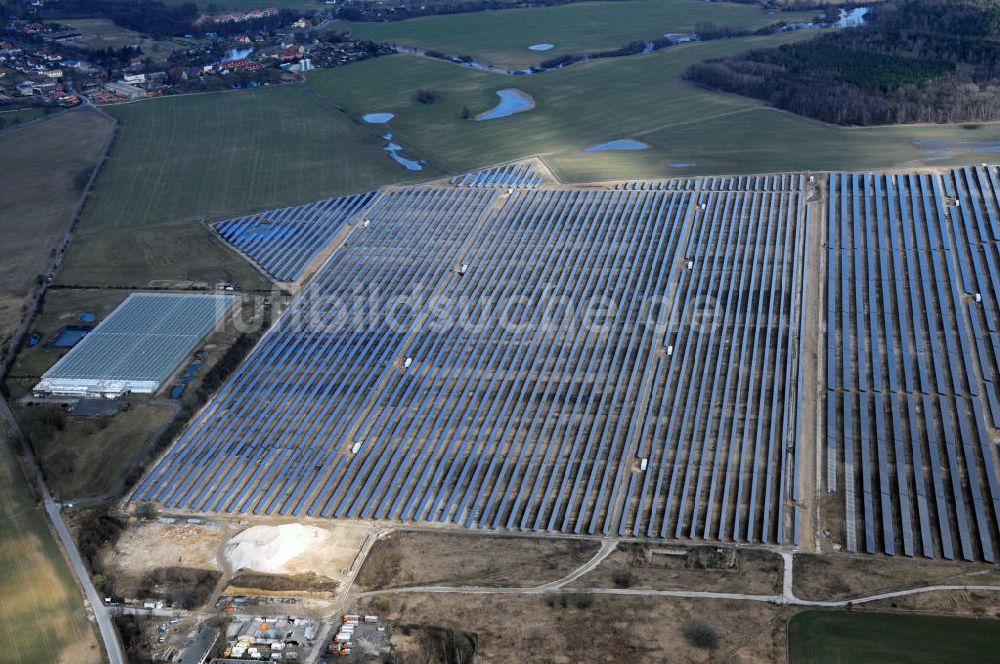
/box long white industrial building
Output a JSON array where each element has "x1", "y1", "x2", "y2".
[{"x1": 33, "y1": 292, "x2": 236, "y2": 399}]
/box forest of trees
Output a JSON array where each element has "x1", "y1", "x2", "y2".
[{"x1": 686, "y1": 0, "x2": 1000, "y2": 125}]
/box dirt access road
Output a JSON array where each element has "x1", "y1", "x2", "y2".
[{"x1": 352, "y1": 542, "x2": 1000, "y2": 609}]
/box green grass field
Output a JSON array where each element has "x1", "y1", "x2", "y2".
[
  {"x1": 788, "y1": 611, "x2": 1000, "y2": 664},
  {"x1": 62, "y1": 23, "x2": 1000, "y2": 291},
  {"x1": 59, "y1": 84, "x2": 434, "y2": 288},
  {"x1": 0, "y1": 107, "x2": 53, "y2": 127},
  {"x1": 0, "y1": 435, "x2": 103, "y2": 663},
  {"x1": 19, "y1": 403, "x2": 174, "y2": 500},
  {"x1": 331, "y1": 0, "x2": 819, "y2": 68},
  {"x1": 83, "y1": 85, "x2": 432, "y2": 230},
  {"x1": 306, "y1": 33, "x2": 1000, "y2": 181}
]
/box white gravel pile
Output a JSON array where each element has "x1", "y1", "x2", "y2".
[{"x1": 225, "y1": 524, "x2": 331, "y2": 574}]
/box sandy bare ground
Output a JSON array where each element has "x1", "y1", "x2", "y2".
[
  {"x1": 107, "y1": 520, "x2": 371, "y2": 598},
  {"x1": 226, "y1": 522, "x2": 371, "y2": 577},
  {"x1": 107, "y1": 522, "x2": 226, "y2": 574}
]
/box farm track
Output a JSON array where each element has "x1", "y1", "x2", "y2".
[{"x1": 352, "y1": 547, "x2": 1000, "y2": 608}]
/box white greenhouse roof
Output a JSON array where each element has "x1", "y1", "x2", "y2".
[{"x1": 37, "y1": 292, "x2": 236, "y2": 393}]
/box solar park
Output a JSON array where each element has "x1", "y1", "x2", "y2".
[
  {"x1": 130, "y1": 165, "x2": 1000, "y2": 561},
  {"x1": 827, "y1": 168, "x2": 1000, "y2": 561}
]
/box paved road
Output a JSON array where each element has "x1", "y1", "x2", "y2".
[
  {"x1": 0, "y1": 398, "x2": 125, "y2": 664},
  {"x1": 44, "y1": 497, "x2": 126, "y2": 664}
]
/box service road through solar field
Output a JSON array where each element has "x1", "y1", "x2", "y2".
[{"x1": 135, "y1": 176, "x2": 811, "y2": 544}]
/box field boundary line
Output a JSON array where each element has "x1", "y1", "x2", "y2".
[
  {"x1": 0, "y1": 106, "x2": 70, "y2": 137},
  {"x1": 2, "y1": 105, "x2": 118, "y2": 380}
]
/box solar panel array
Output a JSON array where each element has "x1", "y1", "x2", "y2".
[
  {"x1": 213, "y1": 192, "x2": 377, "y2": 281},
  {"x1": 617, "y1": 175, "x2": 803, "y2": 192},
  {"x1": 450, "y1": 162, "x2": 543, "y2": 188},
  {"x1": 135, "y1": 181, "x2": 807, "y2": 543},
  {"x1": 42, "y1": 293, "x2": 236, "y2": 384},
  {"x1": 826, "y1": 168, "x2": 1000, "y2": 561}
]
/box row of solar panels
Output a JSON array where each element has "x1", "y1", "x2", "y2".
[
  {"x1": 449, "y1": 162, "x2": 543, "y2": 188},
  {"x1": 619, "y1": 186, "x2": 806, "y2": 544},
  {"x1": 941, "y1": 167, "x2": 1000, "y2": 430},
  {"x1": 136, "y1": 182, "x2": 805, "y2": 543},
  {"x1": 826, "y1": 169, "x2": 1000, "y2": 561},
  {"x1": 136, "y1": 187, "x2": 505, "y2": 517},
  {"x1": 617, "y1": 174, "x2": 806, "y2": 192},
  {"x1": 213, "y1": 192, "x2": 377, "y2": 282}
]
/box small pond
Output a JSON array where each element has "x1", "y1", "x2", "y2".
[
  {"x1": 382, "y1": 132, "x2": 424, "y2": 171},
  {"x1": 585, "y1": 139, "x2": 650, "y2": 152},
  {"x1": 783, "y1": 6, "x2": 869, "y2": 31},
  {"x1": 362, "y1": 112, "x2": 395, "y2": 124},
  {"x1": 46, "y1": 325, "x2": 93, "y2": 348},
  {"x1": 476, "y1": 89, "x2": 535, "y2": 121},
  {"x1": 835, "y1": 7, "x2": 869, "y2": 28}
]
